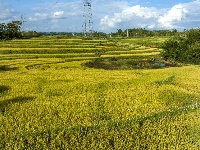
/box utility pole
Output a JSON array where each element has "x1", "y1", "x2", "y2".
[
  {"x1": 127, "y1": 29, "x2": 129, "y2": 38},
  {"x1": 83, "y1": 0, "x2": 93, "y2": 37}
]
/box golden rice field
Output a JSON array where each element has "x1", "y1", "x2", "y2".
[{"x1": 0, "y1": 37, "x2": 200, "y2": 149}]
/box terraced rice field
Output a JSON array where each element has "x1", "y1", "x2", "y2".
[{"x1": 0, "y1": 37, "x2": 200, "y2": 149}]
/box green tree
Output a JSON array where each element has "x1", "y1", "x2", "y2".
[
  {"x1": 117, "y1": 29, "x2": 123, "y2": 36},
  {"x1": 4, "y1": 21, "x2": 22, "y2": 39},
  {"x1": 0, "y1": 21, "x2": 22, "y2": 40},
  {"x1": 162, "y1": 29, "x2": 200, "y2": 64}
]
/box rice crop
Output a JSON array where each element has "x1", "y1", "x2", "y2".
[{"x1": 0, "y1": 37, "x2": 200, "y2": 149}]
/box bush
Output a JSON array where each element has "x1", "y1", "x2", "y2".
[{"x1": 162, "y1": 29, "x2": 200, "y2": 64}]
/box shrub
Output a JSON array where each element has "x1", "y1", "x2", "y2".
[{"x1": 162, "y1": 29, "x2": 200, "y2": 64}]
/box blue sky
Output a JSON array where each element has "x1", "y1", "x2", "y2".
[{"x1": 0, "y1": 0, "x2": 199, "y2": 33}]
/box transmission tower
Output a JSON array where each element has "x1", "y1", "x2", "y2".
[{"x1": 83, "y1": 0, "x2": 93, "y2": 37}]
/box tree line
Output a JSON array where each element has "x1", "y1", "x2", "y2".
[
  {"x1": 0, "y1": 21, "x2": 180, "y2": 40},
  {"x1": 0, "y1": 20, "x2": 108, "y2": 39},
  {"x1": 111, "y1": 28, "x2": 178, "y2": 37}
]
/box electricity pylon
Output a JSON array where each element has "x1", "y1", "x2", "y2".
[{"x1": 83, "y1": 0, "x2": 93, "y2": 37}]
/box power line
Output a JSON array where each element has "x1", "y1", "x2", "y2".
[
  {"x1": 19, "y1": 0, "x2": 114, "y2": 33},
  {"x1": 21, "y1": 0, "x2": 83, "y2": 32}
]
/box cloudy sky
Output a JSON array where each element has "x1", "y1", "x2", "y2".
[{"x1": 0, "y1": 0, "x2": 199, "y2": 33}]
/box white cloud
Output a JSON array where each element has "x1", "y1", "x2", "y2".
[
  {"x1": 100, "y1": 0, "x2": 200, "y2": 31},
  {"x1": 123, "y1": 5, "x2": 160, "y2": 19},
  {"x1": 0, "y1": 3, "x2": 17, "y2": 22},
  {"x1": 100, "y1": 5, "x2": 161, "y2": 31},
  {"x1": 35, "y1": 13, "x2": 48, "y2": 18},
  {"x1": 100, "y1": 15, "x2": 121, "y2": 29},
  {"x1": 52, "y1": 11, "x2": 64, "y2": 19},
  {"x1": 148, "y1": 24, "x2": 156, "y2": 29},
  {"x1": 158, "y1": 5, "x2": 188, "y2": 29},
  {"x1": 28, "y1": 13, "x2": 48, "y2": 21},
  {"x1": 177, "y1": 0, "x2": 200, "y2": 28}
]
